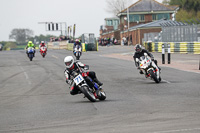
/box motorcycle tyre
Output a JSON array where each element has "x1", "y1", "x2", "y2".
[
  {"x1": 149, "y1": 69, "x2": 160, "y2": 83},
  {"x1": 99, "y1": 90, "x2": 106, "y2": 101},
  {"x1": 42, "y1": 53, "x2": 45, "y2": 58},
  {"x1": 80, "y1": 85, "x2": 96, "y2": 102}
]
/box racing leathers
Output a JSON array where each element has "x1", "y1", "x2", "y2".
[
  {"x1": 73, "y1": 41, "x2": 82, "y2": 55},
  {"x1": 64, "y1": 61, "x2": 103, "y2": 95},
  {"x1": 133, "y1": 49, "x2": 160, "y2": 78},
  {"x1": 26, "y1": 41, "x2": 36, "y2": 57}
]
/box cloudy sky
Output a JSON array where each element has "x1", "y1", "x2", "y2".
[{"x1": 0, "y1": 0, "x2": 163, "y2": 41}]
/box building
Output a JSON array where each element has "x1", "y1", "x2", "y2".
[
  {"x1": 100, "y1": 0, "x2": 179, "y2": 45},
  {"x1": 100, "y1": 17, "x2": 120, "y2": 42}
]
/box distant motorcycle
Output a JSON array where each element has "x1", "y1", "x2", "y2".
[
  {"x1": 136, "y1": 53, "x2": 161, "y2": 83},
  {"x1": 68, "y1": 64, "x2": 106, "y2": 102},
  {"x1": 74, "y1": 45, "x2": 82, "y2": 60},
  {"x1": 27, "y1": 47, "x2": 35, "y2": 61},
  {"x1": 40, "y1": 46, "x2": 47, "y2": 58}
]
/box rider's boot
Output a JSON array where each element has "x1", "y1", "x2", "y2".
[
  {"x1": 139, "y1": 70, "x2": 144, "y2": 74},
  {"x1": 94, "y1": 78, "x2": 103, "y2": 86}
]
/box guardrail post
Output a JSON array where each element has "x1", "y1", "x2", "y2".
[
  {"x1": 168, "y1": 43, "x2": 170, "y2": 64},
  {"x1": 162, "y1": 44, "x2": 165, "y2": 64}
]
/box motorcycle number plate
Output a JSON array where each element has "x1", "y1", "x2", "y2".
[{"x1": 73, "y1": 74, "x2": 84, "y2": 85}]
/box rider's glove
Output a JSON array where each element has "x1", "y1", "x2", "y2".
[
  {"x1": 66, "y1": 80, "x2": 72, "y2": 85},
  {"x1": 151, "y1": 57, "x2": 154, "y2": 61}
]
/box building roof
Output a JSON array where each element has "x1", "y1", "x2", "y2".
[
  {"x1": 104, "y1": 17, "x2": 119, "y2": 20},
  {"x1": 120, "y1": 0, "x2": 179, "y2": 14},
  {"x1": 123, "y1": 19, "x2": 181, "y2": 32}
]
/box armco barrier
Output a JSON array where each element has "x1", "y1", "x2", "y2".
[{"x1": 144, "y1": 42, "x2": 200, "y2": 54}]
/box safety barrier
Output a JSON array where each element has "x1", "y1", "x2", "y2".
[
  {"x1": 144, "y1": 42, "x2": 200, "y2": 54},
  {"x1": 48, "y1": 41, "x2": 98, "y2": 51}
]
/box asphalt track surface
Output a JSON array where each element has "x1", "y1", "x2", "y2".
[{"x1": 0, "y1": 46, "x2": 200, "y2": 133}]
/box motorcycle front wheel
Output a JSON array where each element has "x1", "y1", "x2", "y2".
[
  {"x1": 80, "y1": 85, "x2": 96, "y2": 102},
  {"x1": 149, "y1": 69, "x2": 160, "y2": 83}
]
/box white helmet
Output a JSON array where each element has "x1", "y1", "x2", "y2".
[
  {"x1": 64, "y1": 56, "x2": 74, "y2": 68},
  {"x1": 41, "y1": 41, "x2": 44, "y2": 44}
]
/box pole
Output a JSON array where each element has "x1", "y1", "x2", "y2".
[
  {"x1": 168, "y1": 43, "x2": 171, "y2": 64},
  {"x1": 199, "y1": 55, "x2": 200, "y2": 70},
  {"x1": 162, "y1": 44, "x2": 165, "y2": 64},
  {"x1": 127, "y1": 0, "x2": 129, "y2": 46}
]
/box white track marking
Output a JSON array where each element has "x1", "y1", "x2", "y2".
[
  {"x1": 153, "y1": 127, "x2": 200, "y2": 133},
  {"x1": 52, "y1": 55, "x2": 58, "y2": 59},
  {"x1": 20, "y1": 66, "x2": 31, "y2": 85}
]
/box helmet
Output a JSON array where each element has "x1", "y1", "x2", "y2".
[
  {"x1": 75, "y1": 39, "x2": 79, "y2": 43},
  {"x1": 28, "y1": 41, "x2": 32, "y2": 44},
  {"x1": 64, "y1": 56, "x2": 74, "y2": 68},
  {"x1": 134, "y1": 44, "x2": 142, "y2": 53},
  {"x1": 41, "y1": 41, "x2": 44, "y2": 44}
]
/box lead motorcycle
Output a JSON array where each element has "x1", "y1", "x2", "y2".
[
  {"x1": 27, "y1": 47, "x2": 35, "y2": 61},
  {"x1": 40, "y1": 46, "x2": 47, "y2": 58},
  {"x1": 73, "y1": 45, "x2": 82, "y2": 60},
  {"x1": 69, "y1": 64, "x2": 106, "y2": 102},
  {"x1": 136, "y1": 53, "x2": 161, "y2": 83}
]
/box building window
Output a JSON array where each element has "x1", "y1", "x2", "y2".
[
  {"x1": 139, "y1": 15, "x2": 145, "y2": 22},
  {"x1": 152, "y1": 14, "x2": 157, "y2": 21},
  {"x1": 153, "y1": 13, "x2": 170, "y2": 21},
  {"x1": 106, "y1": 20, "x2": 113, "y2": 26},
  {"x1": 129, "y1": 15, "x2": 144, "y2": 22}
]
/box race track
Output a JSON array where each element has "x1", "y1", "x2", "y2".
[{"x1": 0, "y1": 46, "x2": 200, "y2": 133}]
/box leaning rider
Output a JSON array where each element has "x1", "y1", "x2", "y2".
[
  {"x1": 133, "y1": 44, "x2": 160, "y2": 75},
  {"x1": 64, "y1": 56, "x2": 103, "y2": 96}
]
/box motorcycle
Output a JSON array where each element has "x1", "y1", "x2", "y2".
[
  {"x1": 40, "y1": 46, "x2": 47, "y2": 58},
  {"x1": 136, "y1": 53, "x2": 161, "y2": 83},
  {"x1": 74, "y1": 45, "x2": 82, "y2": 60},
  {"x1": 27, "y1": 47, "x2": 35, "y2": 61},
  {"x1": 69, "y1": 64, "x2": 106, "y2": 102}
]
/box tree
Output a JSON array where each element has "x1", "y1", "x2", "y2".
[
  {"x1": 162, "y1": 0, "x2": 170, "y2": 5},
  {"x1": 9, "y1": 28, "x2": 34, "y2": 44},
  {"x1": 105, "y1": 0, "x2": 133, "y2": 15},
  {"x1": 3, "y1": 42, "x2": 17, "y2": 50}
]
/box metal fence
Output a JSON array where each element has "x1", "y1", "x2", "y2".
[
  {"x1": 142, "y1": 22, "x2": 200, "y2": 43},
  {"x1": 161, "y1": 24, "x2": 199, "y2": 42},
  {"x1": 143, "y1": 32, "x2": 161, "y2": 42}
]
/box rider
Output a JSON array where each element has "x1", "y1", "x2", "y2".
[
  {"x1": 133, "y1": 44, "x2": 160, "y2": 75},
  {"x1": 64, "y1": 56, "x2": 103, "y2": 96},
  {"x1": 73, "y1": 39, "x2": 82, "y2": 55},
  {"x1": 26, "y1": 41, "x2": 35, "y2": 57},
  {"x1": 39, "y1": 41, "x2": 47, "y2": 50}
]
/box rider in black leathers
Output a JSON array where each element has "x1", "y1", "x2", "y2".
[
  {"x1": 133, "y1": 44, "x2": 160, "y2": 74},
  {"x1": 64, "y1": 56, "x2": 103, "y2": 95}
]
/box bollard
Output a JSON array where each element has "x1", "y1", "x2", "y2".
[
  {"x1": 162, "y1": 44, "x2": 165, "y2": 64},
  {"x1": 168, "y1": 43, "x2": 170, "y2": 64}
]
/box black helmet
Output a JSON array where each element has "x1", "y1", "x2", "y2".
[{"x1": 135, "y1": 44, "x2": 142, "y2": 53}]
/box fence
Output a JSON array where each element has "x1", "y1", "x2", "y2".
[
  {"x1": 142, "y1": 22, "x2": 200, "y2": 43},
  {"x1": 161, "y1": 24, "x2": 199, "y2": 42}
]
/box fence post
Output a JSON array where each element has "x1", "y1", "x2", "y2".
[
  {"x1": 168, "y1": 43, "x2": 170, "y2": 64},
  {"x1": 162, "y1": 44, "x2": 165, "y2": 64}
]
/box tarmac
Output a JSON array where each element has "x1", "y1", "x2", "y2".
[{"x1": 101, "y1": 45, "x2": 200, "y2": 74}]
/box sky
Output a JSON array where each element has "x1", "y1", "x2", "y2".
[{"x1": 0, "y1": 0, "x2": 163, "y2": 41}]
